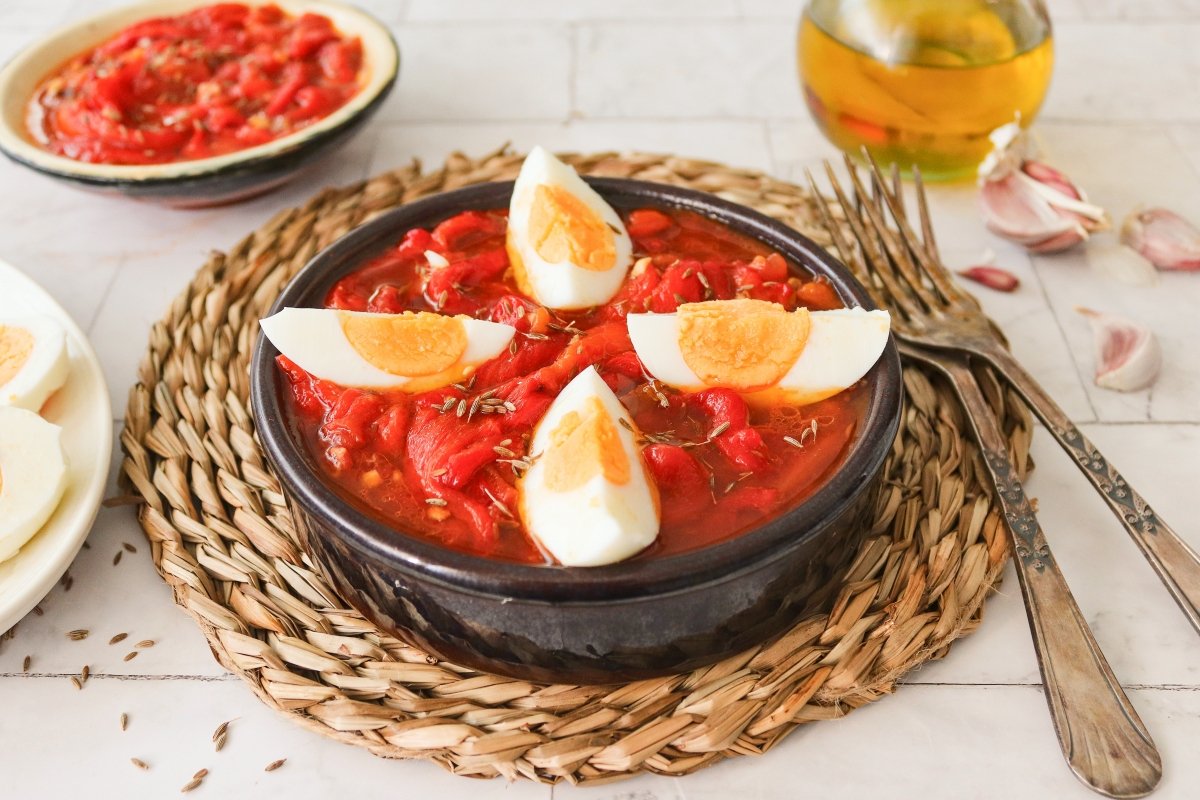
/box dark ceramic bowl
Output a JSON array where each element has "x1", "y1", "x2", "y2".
[
  {"x1": 0, "y1": 0, "x2": 398, "y2": 208},
  {"x1": 251, "y1": 178, "x2": 902, "y2": 683}
]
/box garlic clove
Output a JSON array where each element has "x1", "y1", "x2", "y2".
[
  {"x1": 1088, "y1": 239, "x2": 1158, "y2": 287},
  {"x1": 1076, "y1": 307, "x2": 1161, "y2": 392},
  {"x1": 978, "y1": 126, "x2": 1108, "y2": 253},
  {"x1": 979, "y1": 173, "x2": 1086, "y2": 251},
  {"x1": 1119, "y1": 207, "x2": 1200, "y2": 272},
  {"x1": 958, "y1": 265, "x2": 1020, "y2": 292}
]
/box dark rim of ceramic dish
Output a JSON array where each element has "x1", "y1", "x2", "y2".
[
  {"x1": 251, "y1": 178, "x2": 903, "y2": 603},
  {"x1": 0, "y1": 14, "x2": 398, "y2": 189}
]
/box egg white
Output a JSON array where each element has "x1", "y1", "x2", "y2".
[
  {"x1": 519, "y1": 366, "x2": 659, "y2": 567},
  {"x1": 628, "y1": 306, "x2": 891, "y2": 403},
  {"x1": 508, "y1": 146, "x2": 633, "y2": 310},
  {"x1": 0, "y1": 405, "x2": 69, "y2": 563},
  {"x1": 259, "y1": 308, "x2": 515, "y2": 390},
  {"x1": 0, "y1": 315, "x2": 69, "y2": 411}
]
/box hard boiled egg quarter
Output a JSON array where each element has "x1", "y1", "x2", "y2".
[
  {"x1": 628, "y1": 299, "x2": 890, "y2": 404},
  {"x1": 0, "y1": 405, "x2": 69, "y2": 563},
  {"x1": 0, "y1": 315, "x2": 69, "y2": 411},
  {"x1": 507, "y1": 147, "x2": 634, "y2": 310},
  {"x1": 261, "y1": 308, "x2": 516, "y2": 391},
  {"x1": 519, "y1": 366, "x2": 659, "y2": 567}
]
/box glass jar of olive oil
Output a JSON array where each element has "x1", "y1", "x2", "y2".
[{"x1": 798, "y1": 0, "x2": 1054, "y2": 180}]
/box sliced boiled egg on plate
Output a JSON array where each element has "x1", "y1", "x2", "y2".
[
  {"x1": 260, "y1": 308, "x2": 516, "y2": 391},
  {"x1": 519, "y1": 366, "x2": 659, "y2": 567},
  {"x1": 0, "y1": 405, "x2": 69, "y2": 563},
  {"x1": 507, "y1": 146, "x2": 634, "y2": 310},
  {"x1": 0, "y1": 315, "x2": 69, "y2": 411},
  {"x1": 628, "y1": 299, "x2": 890, "y2": 404}
]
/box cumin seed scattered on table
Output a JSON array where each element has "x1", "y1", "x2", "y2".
[
  {"x1": 130, "y1": 758, "x2": 149, "y2": 771},
  {"x1": 120, "y1": 713, "x2": 128, "y2": 731},
  {"x1": 265, "y1": 758, "x2": 286, "y2": 772},
  {"x1": 123, "y1": 651, "x2": 138, "y2": 662},
  {"x1": 66, "y1": 629, "x2": 88, "y2": 641},
  {"x1": 22, "y1": 655, "x2": 30, "y2": 673},
  {"x1": 109, "y1": 632, "x2": 128, "y2": 645},
  {"x1": 135, "y1": 639, "x2": 155, "y2": 649},
  {"x1": 212, "y1": 720, "x2": 233, "y2": 752}
]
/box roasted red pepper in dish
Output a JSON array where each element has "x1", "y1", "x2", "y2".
[
  {"x1": 279, "y1": 206, "x2": 866, "y2": 564},
  {"x1": 27, "y1": 3, "x2": 363, "y2": 165}
]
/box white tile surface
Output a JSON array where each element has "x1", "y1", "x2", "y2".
[{"x1": 2, "y1": 2, "x2": 1199, "y2": 798}]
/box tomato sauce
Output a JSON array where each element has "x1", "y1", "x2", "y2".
[
  {"x1": 27, "y1": 4, "x2": 363, "y2": 165},
  {"x1": 278, "y1": 207, "x2": 867, "y2": 564}
]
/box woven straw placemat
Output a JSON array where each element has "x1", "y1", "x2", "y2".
[{"x1": 119, "y1": 148, "x2": 1032, "y2": 784}]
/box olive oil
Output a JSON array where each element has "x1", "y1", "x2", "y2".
[{"x1": 798, "y1": 0, "x2": 1054, "y2": 180}]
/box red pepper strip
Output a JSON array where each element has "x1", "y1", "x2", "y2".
[
  {"x1": 643, "y1": 444, "x2": 711, "y2": 525},
  {"x1": 688, "y1": 388, "x2": 768, "y2": 472},
  {"x1": 265, "y1": 63, "x2": 309, "y2": 116}
]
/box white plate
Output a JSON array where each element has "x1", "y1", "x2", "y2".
[{"x1": 0, "y1": 258, "x2": 111, "y2": 633}]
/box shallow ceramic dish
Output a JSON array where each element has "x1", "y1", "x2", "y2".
[
  {"x1": 0, "y1": 0, "x2": 398, "y2": 208},
  {"x1": 251, "y1": 179, "x2": 902, "y2": 683},
  {"x1": 0, "y1": 259, "x2": 112, "y2": 634}
]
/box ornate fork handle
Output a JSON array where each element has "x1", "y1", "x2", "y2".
[
  {"x1": 907, "y1": 345, "x2": 1161, "y2": 799},
  {"x1": 985, "y1": 345, "x2": 1200, "y2": 635}
]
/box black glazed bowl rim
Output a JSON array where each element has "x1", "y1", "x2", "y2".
[
  {"x1": 251, "y1": 177, "x2": 903, "y2": 604},
  {"x1": 0, "y1": 0, "x2": 399, "y2": 191}
]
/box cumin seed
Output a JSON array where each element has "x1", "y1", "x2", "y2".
[
  {"x1": 121, "y1": 713, "x2": 128, "y2": 731},
  {"x1": 493, "y1": 445, "x2": 516, "y2": 458},
  {"x1": 425, "y1": 498, "x2": 448, "y2": 507},
  {"x1": 503, "y1": 401, "x2": 516, "y2": 412},
  {"x1": 22, "y1": 655, "x2": 30, "y2": 673},
  {"x1": 81, "y1": 665, "x2": 89, "y2": 682},
  {"x1": 122, "y1": 542, "x2": 137, "y2": 553},
  {"x1": 193, "y1": 769, "x2": 208, "y2": 780},
  {"x1": 430, "y1": 468, "x2": 447, "y2": 477},
  {"x1": 109, "y1": 632, "x2": 128, "y2": 645},
  {"x1": 265, "y1": 758, "x2": 286, "y2": 772},
  {"x1": 783, "y1": 435, "x2": 803, "y2": 448},
  {"x1": 455, "y1": 399, "x2": 467, "y2": 418},
  {"x1": 32, "y1": 605, "x2": 43, "y2": 617},
  {"x1": 180, "y1": 777, "x2": 202, "y2": 793},
  {"x1": 70, "y1": 676, "x2": 82, "y2": 690},
  {"x1": 123, "y1": 651, "x2": 138, "y2": 662},
  {"x1": 136, "y1": 639, "x2": 155, "y2": 649},
  {"x1": 212, "y1": 720, "x2": 231, "y2": 751},
  {"x1": 709, "y1": 421, "x2": 731, "y2": 439},
  {"x1": 508, "y1": 338, "x2": 518, "y2": 355},
  {"x1": 113, "y1": 551, "x2": 122, "y2": 566},
  {"x1": 67, "y1": 629, "x2": 88, "y2": 641},
  {"x1": 617, "y1": 417, "x2": 634, "y2": 432},
  {"x1": 131, "y1": 758, "x2": 148, "y2": 771}
]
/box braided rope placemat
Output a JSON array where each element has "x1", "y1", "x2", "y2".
[{"x1": 119, "y1": 149, "x2": 1033, "y2": 784}]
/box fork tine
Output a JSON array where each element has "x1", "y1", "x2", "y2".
[
  {"x1": 909, "y1": 168, "x2": 983, "y2": 310},
  {"x1": 860, "y1": 150, "x2": 980, "y2": 310},
  {"x1": 843, "y1": 156, "x2": 944, "y2": 313},
  {"x1": 806, "y1": 171, "x2": 881, "y2": 304},
  {"x1": 823, "y1": 160, "x2": 924, "y2": 319},
  {"x1": 889, "y1": 161, "x2": 905, "y2": 219}
]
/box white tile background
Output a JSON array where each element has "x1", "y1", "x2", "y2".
[{"x1": 0, "y1": 0, "x2": 1198, "y2": 798}]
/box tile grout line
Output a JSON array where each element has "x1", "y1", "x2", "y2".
[{"x1": 1026, "y1": 252, "x2": 1101, "y2": 423}]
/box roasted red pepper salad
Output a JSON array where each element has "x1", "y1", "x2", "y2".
[
  {"x1": 262, "y1": 148, "x2": 891, "y2": 567},
  {"x1": 26, "y1": 3, "x2": 363, "y2": 165}
]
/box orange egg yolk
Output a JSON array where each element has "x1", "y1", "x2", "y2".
[
  {"x1": 0, "y1": 325, "x2": 34, "y2": 388},
  {"x1": 543, "y1": 396, "x2": 631, "y2": 492},
  {"x1": 527, "y1": 184, "x2": 617, "y2": 271},
  {"x1": 340, "y1": 312, "x2": 468, "y2": 377},
  {"x1": 677, "y1": 299, "x2": 811, "y2": 392}
]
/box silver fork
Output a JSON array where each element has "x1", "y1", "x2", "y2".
[
  {"x1": 821, "y1": 154, "x2": 1200, "y2": 638},
  {"x1": 809, "y1": 158, "x2": 1162, "y2": 799}
]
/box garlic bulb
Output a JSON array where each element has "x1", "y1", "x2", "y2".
[
  {"x1": 978, "y1": 123, "x2": 1109, "y2": 254},
  {"x1": 1076, "y1": 307, "x2": 1161, "y2": 392},
  {"x1": 1119, "y1": 207, "x2": 1200, "y2": 272}
]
